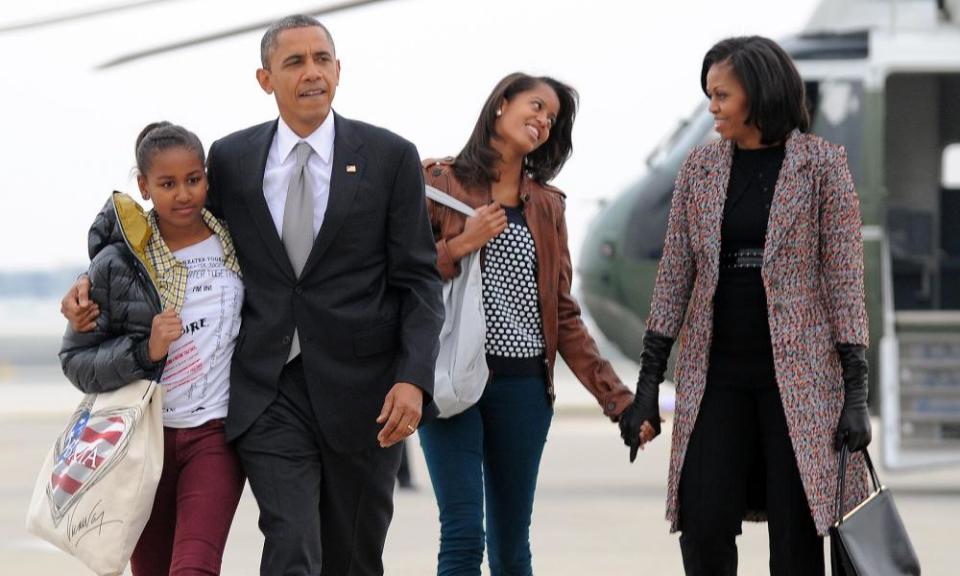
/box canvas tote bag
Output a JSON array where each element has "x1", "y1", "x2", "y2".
[
  {"x1": 26, "y1": 379, "x2": 164, "y2": 576},
  {"x1": 426, "y1": 185, "x2": 489, "y2": 418}
]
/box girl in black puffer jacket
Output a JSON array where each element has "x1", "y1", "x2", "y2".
[{"x1": 60, "y1": 122, "x2": 245, "y2": 576}]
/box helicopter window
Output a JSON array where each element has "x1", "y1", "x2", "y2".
[
  {"x1": 625, "y1": 104, "x2": 716, "y2": 260},
  {"x1": 942, "y1": 144, "x2": 960, "y2": 310},
  {"x1": 623, "y1": 177, "x2": 673, "y2": 261},
  {"x1": 646, "y1": 102, "x2": 714, "y2": 169},
  {"x1": 818, "y1": 80, "x2": 860, "y2": 126},
  {"x1": 943, "y1": 144, "x2": 960, "y2": 188},
  {"x1": 805, "y1": 79, "x2": 864, "y2": 184}
]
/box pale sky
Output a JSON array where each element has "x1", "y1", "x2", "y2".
[{"x1": 0, "y1": 0, "x2": 820, "y2": 271}]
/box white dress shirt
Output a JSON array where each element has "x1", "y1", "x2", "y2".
[{"x1": 262, "y1": 113, "x2": 336, "y2": 239}]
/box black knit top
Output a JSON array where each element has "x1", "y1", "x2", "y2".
[{"x1": 709, "y1": 145, "x2": 785, "y2": 387}]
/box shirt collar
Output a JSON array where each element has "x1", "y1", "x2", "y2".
[{"x1": 276, "y1": 111, "x2": 336, "y2": 164}]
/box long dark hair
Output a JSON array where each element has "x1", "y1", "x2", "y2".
[
  {"x1": 700, "y1": 36, "x2": 810, "y2": 145},
  {"x1": 453, "y1": 72, "x2": 578, "y2": 188}
]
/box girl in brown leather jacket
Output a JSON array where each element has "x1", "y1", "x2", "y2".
[{"x1": 418, "y1": 72, "x2": 633, "y2": 576}]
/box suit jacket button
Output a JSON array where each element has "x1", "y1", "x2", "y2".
[
  {"x1": 282, "y1": 335, "x2": 291, "y2": 345},
  {"x1": 295, "y1": 286, "x2": 303, "y2": 295}
]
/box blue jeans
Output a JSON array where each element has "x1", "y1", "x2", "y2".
[{"x1": 418, "y1": 374, "x2": 553, "y2": 576}]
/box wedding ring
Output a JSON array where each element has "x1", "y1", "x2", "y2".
[{"x1": 406, "y1": 424, "x2": 415, "y2": 433}]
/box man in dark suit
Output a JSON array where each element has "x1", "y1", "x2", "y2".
[
  {"x1": 211, "y1": 14, "x2": 444, "y2": 575},
  {"x1": 63, "y1": 14, "x2": 443, "y2": 576},
  {"x1": 205, "y1": 14, "x2": 442, "y2": 574}
]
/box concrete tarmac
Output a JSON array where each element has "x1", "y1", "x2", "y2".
[
  {"x1": 2, "y1": 333, "x2": 956, "y2": 575},
  {"x1": 2, "y1": 399, "x2": 957, "y2": 575}
]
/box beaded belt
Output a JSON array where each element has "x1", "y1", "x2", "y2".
[{"x1": 719, "y1": 248, "x2": 764, "y2": 269}]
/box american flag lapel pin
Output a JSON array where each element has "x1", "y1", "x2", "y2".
[{"x1": 346, "y1": 164, "x2": 357, "y2": 173}]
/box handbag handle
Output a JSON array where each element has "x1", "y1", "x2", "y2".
[
  {"x1": 834, "y1": 446, "x2": 882, "y2": 524},
  {"x1": 426, "y1": 185, "x2": 476, "y2": 217}
]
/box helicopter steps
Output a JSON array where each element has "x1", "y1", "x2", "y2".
[{"x1": 884, "y1": 312, "x2": 960, "y2": 465}]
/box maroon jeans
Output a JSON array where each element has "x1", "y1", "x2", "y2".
[{"x1": 130, "y1": 419, "x2": 245, "y2": 576}]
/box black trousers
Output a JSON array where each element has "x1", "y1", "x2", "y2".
[
  {"x1": 678, "y1": 381, "x2": 824, "y2": 576},
  {"x1": 235, "y1": 358, "x2": 402, "y2": 576}
]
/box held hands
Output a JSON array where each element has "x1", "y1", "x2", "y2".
[
  {"x1": 376, "y1": 382, "x2": 423, "y2": 448},
  {"x1": 619, "y1": 378, "x2": 662, "y2": 462},
  {"x1": 61, "y1": 274, "x2": 99, "y2": 332},
  {"x1": 148, "y1": 309, "x2": 182, "y2": 362},
  {"x1": 834, "y1": 343, "x2": 872, "y2": 452},
  {"x1": 620, "y1": 331, "x2": 674, "y2": 463},
  {"x1": 448, "y1": 203, "x2": 507, "y2": 260}
]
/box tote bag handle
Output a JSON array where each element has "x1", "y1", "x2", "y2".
[
  {"x1": 834, "y1": 447, "x2": 882, "y2": 524},
  {"x1": 426, "y1": 185, "x2": 476, "y2": 217}
]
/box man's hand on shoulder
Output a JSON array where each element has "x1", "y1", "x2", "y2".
[
  {"x1": 376, "y1": 382, "x2": 423, "y2": 448},
  {"x1": 61, "y1": 274, "x2": 98, "y2": 332}
]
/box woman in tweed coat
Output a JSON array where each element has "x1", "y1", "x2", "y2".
[{"x1": 618, "y1": 37, "x2": 872, "y2": 575}]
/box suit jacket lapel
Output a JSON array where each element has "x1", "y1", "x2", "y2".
[
  {"x1": 239, "y1": 120, "x2": 297, "y2": 280},
  {"x1": 764, "y1": 130, "x2": 812, "y2": 265},
  {"x1": 300, "y1": 113, "x2": 364, "y2": 278}
]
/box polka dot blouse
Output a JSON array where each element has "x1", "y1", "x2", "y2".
[{"x1": 482, "y1": 205, "x2": 545, "y2": 361}]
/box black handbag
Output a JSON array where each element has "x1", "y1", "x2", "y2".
[{"x1": 830, "y1": 447, "x2": 921, "y2": 575}]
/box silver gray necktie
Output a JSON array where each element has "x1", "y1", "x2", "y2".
[{"x1": 283, "y1": 141, "x2": 314, "y2": 361}]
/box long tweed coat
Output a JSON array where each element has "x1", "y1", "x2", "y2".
[{"x1": 646, "y1": 130, "x2": 870, "y2": 535}]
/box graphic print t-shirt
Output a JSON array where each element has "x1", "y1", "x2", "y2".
[{"x1": 159, "y1": 235, "x2": 243, "y2": 428}]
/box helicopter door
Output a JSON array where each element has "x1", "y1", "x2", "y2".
[
  {"x1": 884, "y1": 74, "x2": 960, "y2": 310},
  {"x1": 882, "y1": 72, "x2": 960, "y2": 468}
]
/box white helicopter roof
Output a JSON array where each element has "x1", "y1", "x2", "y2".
[
  {"x1": 797, "y1": 0, "x2": 960, "y2": 83},
  {"x1": 805, "y1": 0, "x2": 952, "y2": 32}
]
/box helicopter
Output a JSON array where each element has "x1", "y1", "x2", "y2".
[{"x1": 579, "y1": 0, "x2": 960, "y2": 469}]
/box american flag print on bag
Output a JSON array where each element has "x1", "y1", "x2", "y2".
[
  {"x1": 47, "y1": 396, "x2": 139, "y2": 528},
  {"x1": 26, "y1": 379, "x2": 164, "y2": 576}
]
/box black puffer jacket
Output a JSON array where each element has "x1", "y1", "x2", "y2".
[{"x1": 60, "y1": 192, "x2": 164, "y2": 393}]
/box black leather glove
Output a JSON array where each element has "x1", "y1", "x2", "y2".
[
  {"x1": 620, "y1": 330, "x2": 674, "y2": 462},
  {"x1": 834, "y1": 343, "x2": 871, "y2": 452}
]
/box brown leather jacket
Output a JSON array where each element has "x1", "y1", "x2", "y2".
[{"x1": 424, "y1": 158, "x2": 633, "y2": 420}]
